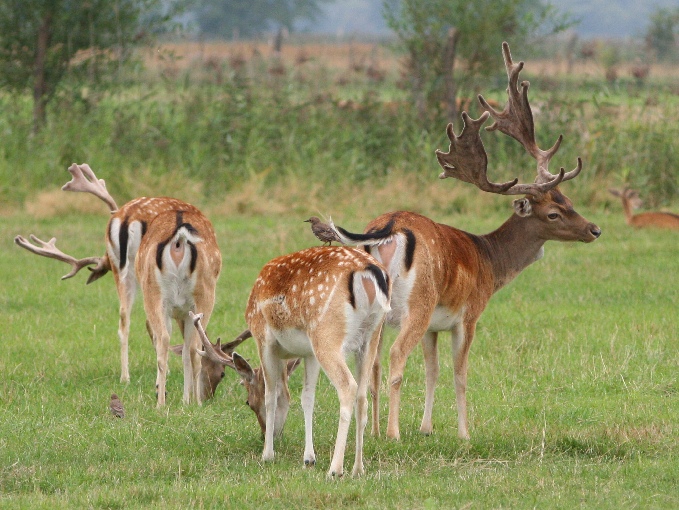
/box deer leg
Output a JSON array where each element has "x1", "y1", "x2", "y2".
[
  {"x1": 315, "y1": 343, "x2": 356, "y2": 479},
  {"x1": 370, "y1": 327, "x2": 384, "y2": 437},
  {"x1": 261, "y1": 343, "x2": 285, "y2": 462},
  {"x1": 301, "y1": 356, "x2": 321, "y2": 467},
  {"x1": 452, "y1": 321, "x2": 475, "y2": 440},
  {"x1": 386, "y1": 317, "x2": 432, "y2": 440},
  {"x1": 420, "y1": 331, "x2": 439, "y2": 435},
  {"x1": 114, "y1": 270, "x2": 137, "y2": 383},
  {"x1": 352, "y1": 322, "x2": 382, "y2": 477},
  {"x1": 148, "y1": 312, "x2": 171, "y2": 408}
]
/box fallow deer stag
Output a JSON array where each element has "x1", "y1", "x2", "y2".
[
  {"x1": 136, "y1": 206, "x2": 221, "y2": 406},
  {"x1": 14, "y1": 164, "x2": 223, "y2": 393},
  {"x1": 609, "y1": 188, "x2": 679, "y2": 229},
  {"x1": 330, "y1": 42, "x2": 601, "y2": 441},
  {"x1": 227, "y1": 246, "x2": 390, "y2": 477}
]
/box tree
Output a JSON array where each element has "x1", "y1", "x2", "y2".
[
  {"x1": 0, "y1": 0, "x2": 182, "y2": 133},
  {"x1": 645, "y1": 6, "x2": 679, "y2": 61},
  {"x1": 195, "y1": 0, "x2": 331, "y2": 39},
  {"x1": 383, "y1": 0, "x2": 572, "y2": 123}
]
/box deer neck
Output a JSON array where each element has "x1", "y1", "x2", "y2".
[
  {"x1": 621, "y1": 199, "x2": 635, "y2": 224},
  {"x1": 479, "y1": 213, "x2": 546, "y2": 291}
]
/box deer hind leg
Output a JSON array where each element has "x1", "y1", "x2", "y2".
[
  {"x1": 314, "y1": 342, "x2": 357, "y2": 478},
  {"x1": 352, "y1": 321, "x2": 383, "y2": 477},
  {"x1": 452, "y1": 320, "x2": 475, "y2": 440},
  {"x1": 420, "y1": 331, "x2": 439, "y2": 435},
  {"x1": 179, "y1": 317, "x2": 201, "y2": 405},
  {"x1": 301, "y1": 356, "x2": 321, "y2": 467},
  {"x1": 386, "y1": 313, "x2": 433, "y2": 440},
  {"x1": 261, "y1": 343, "x2": 286, "y2": 462},
  {"x1": 114, "y1": 270, "x2": 137, "y2": 383},
  {"x1": 370, "y1": 327, "x2": 384, "y2": 437},
  {"x1": 147, "y1": 310, "x2": 171, "y2": 408}
]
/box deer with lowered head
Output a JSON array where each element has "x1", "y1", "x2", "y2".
[
  {"x1": 330, "y1": 42, "x2": 601, "y2": 442},
  {"x1": 15, "y1": 164, "x2": 225, "y2": 404},
  {"x1": 194, "y1": 246, "x2": 391, "y2": 478},
  {"x1": 609, "y1": 188, "x2": 679, "y2": 230}
]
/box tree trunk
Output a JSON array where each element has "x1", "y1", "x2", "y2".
[
  {"x1": 33, "y1": 12, "x2": 52, "y2": 134},
  {"x1": 443, "y1": 27, "x2": 460, "y2": 125}
]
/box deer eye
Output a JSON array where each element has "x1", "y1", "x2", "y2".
[
  {"x1": 547, "y1": 213, "x2": 559, "y2": 220},
  {"x1": 220, "y1": 372, "x2": 225, "y2": 379},
  {"x1": 245, "y1": 400, "x2": 249, "y2": 406}
]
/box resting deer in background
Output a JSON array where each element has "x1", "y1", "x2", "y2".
[
  {"x1": 609, "y1": 188, "x2": 679, "y2": 230},
  {"x1": 15, "y1": 164, "x2": 225, "y2": 400},
  {"x1": 330, "y1": 42, "x2": 601, "y2": 441},
  {"x1": 208, "y1": 246, "x2": 390, "y2": 477}
]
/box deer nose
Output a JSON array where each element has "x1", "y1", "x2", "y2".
[{"x1": 590, "y1": 225, "x2": 601, "y2": 238}]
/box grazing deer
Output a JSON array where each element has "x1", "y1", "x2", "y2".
[
  {"x1": 170, "y1": 328, "x2": 254, "y2": 401},
  {"x1": 220, "y1": 246, "x2": 390, "y2": 477},
  {"x1": 609, "y1": 188, "x2": 679, "y2": 229},
  {"x1": 14, "y1": 164, "x2": 222, "y2": 391},
  {"x1": 330, "y1": 42, "x2": 601, "y2": 441},
  {"x1": 189, "y1": 314, "x2": 300, "y2": 435}
]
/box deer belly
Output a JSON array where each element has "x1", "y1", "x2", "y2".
[
  {"x1": 272, "y1": 328, "x2": 314, "y2": 357},
  {"x1": 427, "y1": 306, "x2": 464, "y2": 332}
]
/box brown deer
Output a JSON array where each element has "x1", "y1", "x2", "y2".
[
  {"x1": 609, "y1": 188, "x2": 679, "y2": 229},
  {"x1": 135, "y1": 205, "x2": 221, "y2": 406},
  {"x1": 208, "y1": 246, "x2": 390, "y2": 477},
  {"x1": 330, "y1": 42, "x2": 601, "y2": 441},
  {"x1": 15, "y1": 164, "x2": 225, "y2": 399}
]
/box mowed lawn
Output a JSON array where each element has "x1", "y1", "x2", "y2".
[{"x1": 1, "y1": 207, "x2": 677, "y2": 509}]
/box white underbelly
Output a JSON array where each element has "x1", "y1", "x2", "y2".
[
  {"x1": 271, "y1": 328, "x2": 314, "y2": 357},
  {"x1": 427, "y1": 306, "x2": 464, "y2": 332}
]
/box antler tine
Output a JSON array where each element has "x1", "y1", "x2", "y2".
[
  {"x1": 62, "y1": 163, "x2": 118, "y2": 213},
  {"x1": 14, "y1": 234, "x2": 103, "y2": 280},
  {"x1": 435, "y1": 111, "x2": 519, "y2": 194},
  {"x1": 221, "y1": 329, "x2": 253, "y2": 355},
  {"x1": 189, "y1": 311, "x2": 232, "y2": 366}
]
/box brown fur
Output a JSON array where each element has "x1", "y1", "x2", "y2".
[{"x1": 609, "y1": 188, "x2": 679, "y2": 230}]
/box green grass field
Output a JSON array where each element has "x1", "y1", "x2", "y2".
[{"x1": 1, "y1": 203, "x2": 677, "y2": 509}]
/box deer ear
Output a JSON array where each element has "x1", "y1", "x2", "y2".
[
  {"x1": 513, "y1": 198, "x2": 533, "y2": 217},
  {"x1": 231, "y1": 352, "x2": 255, "y2": 383},
  {"x1": 169, "y1": 344, "x2": 183, "y2": 356}
]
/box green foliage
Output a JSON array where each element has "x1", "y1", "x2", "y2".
[
  {"x1": 382, "y1": 0, "x2": 573, "y2": 117},
  {"x1": 1, "y1": 209, "x2": 678, "y2": 507},
  {"x1": 645, "y1": 6, "x2": 679, "y2": 61},
  {"x1": 195, "y1": 0, "x2": 331, "y2": 38}
]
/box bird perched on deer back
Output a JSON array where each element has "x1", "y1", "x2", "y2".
[
  {"x1": 304, "y1": 216, "x2": 343, "y2": 246},
  {"x1": 109, "y1": 393, "x2": 125, "y2": 418}
]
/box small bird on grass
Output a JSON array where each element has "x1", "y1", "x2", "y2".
[
  {"x1": 304, "y1": 216, "x2": 343, "y2": 246},
  {"x1": 109, "y1": 393, "x2": 125, "y2": 418}
]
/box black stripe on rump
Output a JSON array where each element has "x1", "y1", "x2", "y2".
[
  {"x1": 348, "y1": 271, "x2": 356, "y2": 309},
  {"x1": 337, "y1": 218, "x2": 395, "y2": 242},
  {"x1": 403, "y1": 228, "x2": 416, "y2": 271},
  {"x1": 119, "y1": 217, "x2": 130, "y2": 269},
  {"x1": 366, "y1": 263, "x2": 389, "y2": 299},
  {"x1": 188, "y1": 241, "x2": 198, "y2": 273}
]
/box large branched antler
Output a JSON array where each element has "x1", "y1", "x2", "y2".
[
  {"x1": 436, "y1": 42, "x2": 583, "y2": 198},
  {"x1": 14, "y1": 234, "x2": 108, "y2": 282},
  {"x1": 478, "y1": 42, "x2": 581, "y2": 187},
  {"x1": 62, "y1": 163, "x2": 119, "y2": 213}
]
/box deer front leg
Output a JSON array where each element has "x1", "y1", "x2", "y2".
[
  {"x1": 301, "y1": 356, "x2": 321, "y2": 467},
  {"x1": 452, "y1": 320, "x2": 475, "y2": 440},
  {"x1": 420, "y1": 331, "x2": 439, "y2": 435}
]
